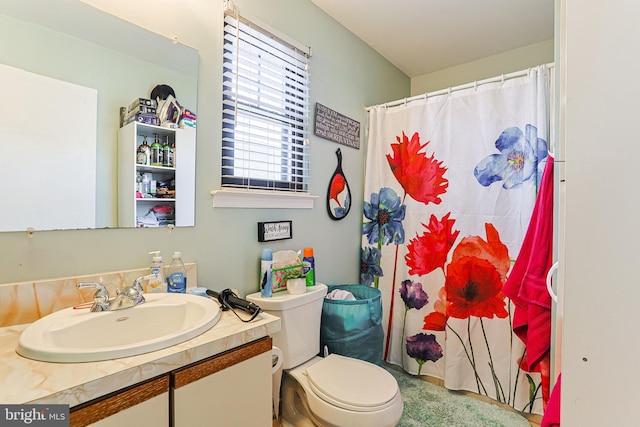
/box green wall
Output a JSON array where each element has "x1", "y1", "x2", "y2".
[{"x1": 0, "y1": 0, "x2": 410, "y2": 296}]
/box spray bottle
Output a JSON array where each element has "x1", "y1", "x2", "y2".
[
  {"x1": 303, "y1": 247, "x2": 315, "y2": 287},
  {"x1": 148, "y1": 251, "x2": 166, "y2": 293}
]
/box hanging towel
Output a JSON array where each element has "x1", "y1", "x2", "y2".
[
  {"x1": 541, "y1": 374, "x2": 561, "y2": 427},
  {"x1": 503, "y1": 155, "x2": 554, "y2": 404}
]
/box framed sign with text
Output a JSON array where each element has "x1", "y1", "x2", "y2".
[
  {"x1": 258, "y1": 221, "x2": 293, "y2": 242},
  {"x1": 314, "y1": 103, "x2": 361, "y2": 149}
]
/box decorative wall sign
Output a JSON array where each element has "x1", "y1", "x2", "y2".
[
  {"x1": 258, "y1": 221, "x2": 293, "y2": 242},
  {"x1": 314, "y1": 103, "x2": 361, "y2": 149}
]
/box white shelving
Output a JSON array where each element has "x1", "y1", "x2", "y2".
[{"x1": 118, "y1": 122, "x2": 196, "y2": 228}]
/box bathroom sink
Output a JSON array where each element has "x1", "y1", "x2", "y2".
[{"x1": 17, "y1": 293, "x2": 221, "y2": 363}]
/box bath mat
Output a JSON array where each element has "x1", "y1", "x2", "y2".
[{"x1": 384, "y1": 367, "x2": 531, "y2": 427}]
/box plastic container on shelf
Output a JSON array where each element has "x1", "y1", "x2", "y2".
[
  {"x1": 137, "y1": 136, "x2": 151, "y2": 165},
  {"x1": 163, "y1": 135, "x2": 174, "y2": 167},
  {"x1": 150, "y1": 133, "x2": 164, "y2": 166}
]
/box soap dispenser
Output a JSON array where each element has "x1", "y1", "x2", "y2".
[
  {"x1": 148, "y1": 251, "x2": 166, "y2": 293},
  {"x1": 166, "y1": 251, "x2": 187, "y2": 293}
]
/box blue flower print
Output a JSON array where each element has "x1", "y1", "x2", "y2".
[
  {"x1": 360, "y1": 246, "x2": 383, "y2": 286},
  {"x1": 474, "y1": 125, "x2": 548, "y2": 189},
  {"x1": 363, "y1": 187, "x2": 406, "y2": 245}
]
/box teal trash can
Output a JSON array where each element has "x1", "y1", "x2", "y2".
[{"x1": 320, "y1": 284, "x2": 384, "y2": 365}]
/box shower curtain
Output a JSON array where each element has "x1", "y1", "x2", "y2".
[{"x1": 361, "y1": 66, "x2": 552, "y2": 415}]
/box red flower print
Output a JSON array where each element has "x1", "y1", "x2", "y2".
[
  {"x1": 423, "y1": 311, "x2": 447, "y2": 331},
  {"x1": 386, "y1": 131, "x2": 448, "y2": 205},
  {"x1": 451, "y1": 223, "x2": 511, "y2": 281},
  {"x1": 445, "y1": 256, "x2": 509, "y2": 319},
  {"x1": 406, "y1": 213, "x2": 460, "y2": 276},
  {"x1": 423, "y1": 287, "x2": 448, "y2": 331}
]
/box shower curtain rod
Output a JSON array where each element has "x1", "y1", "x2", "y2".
[{"x1": 365, "y1": 63, "x2": 554, "y2": 112}]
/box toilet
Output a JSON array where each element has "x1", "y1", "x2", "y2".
[{"x1": 247, "y1": 283, "x2": 403, "y2": 427}]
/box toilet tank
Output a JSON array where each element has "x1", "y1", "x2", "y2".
[{"x1": 247, "y1": 283, "x2": 327, "y2": 369}]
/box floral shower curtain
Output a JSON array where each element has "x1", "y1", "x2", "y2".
[{"x1": 361, "y1": 66, "x2": 552, "y2": 414}]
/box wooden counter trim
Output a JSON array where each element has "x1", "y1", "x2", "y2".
[
  {"x1": 69, "y1": 374, "x2": 169, "y2": 427},
  {"x1": 172, "y1": 336, "x2": 272, "y2": 389}
]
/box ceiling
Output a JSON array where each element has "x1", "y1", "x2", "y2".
[{"x1": 309, "y1": 0, "x2": 554, "y2": 78}]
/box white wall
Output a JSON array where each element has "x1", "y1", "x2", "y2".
[
  {"x1": 411, "y1": 39, "x2": 554, "y2": 95},
  {"x1": 560, "y1": 0, "x2": 640, "y2": 424},
  {"x1": 0, "y1": 0, "x2": 409, "y2": 295}
]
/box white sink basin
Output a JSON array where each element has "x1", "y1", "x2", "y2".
[{"x1": 17, "y1": 293, "x2": 221, "y2": 363}]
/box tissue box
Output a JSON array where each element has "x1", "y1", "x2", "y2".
[{"x1": 271, "y1": 264, "x2": 304, "y2": 293}]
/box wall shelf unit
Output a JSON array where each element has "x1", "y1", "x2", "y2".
[{"x1": 118, "y1": 122, "x2": 195, "y2": 228}]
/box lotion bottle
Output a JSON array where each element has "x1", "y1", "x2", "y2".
[{"x1": 148, "y1": 251, "x2": 166, "y2": 293}]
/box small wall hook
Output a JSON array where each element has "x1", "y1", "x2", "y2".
[{"x1": 26, "y1": 227, "x2": 35, "y2": 238}]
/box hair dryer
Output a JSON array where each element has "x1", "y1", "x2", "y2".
[{"x1": 206, "y1": 289, "x2": 261, "y2": 315}]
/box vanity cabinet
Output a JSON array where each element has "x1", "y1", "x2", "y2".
[
  {"x1": 68, "y1": 337, "x2": 272, "y2": 427},
  {"x1": 172, "y1": 336, "x2": 273, "y2": 427},
  {"x1": 118, "y1": 122, "x2": 196, "y2": 228},
  {"x1": 70, "y1": 375, "x2": 170, "y2": 427}
]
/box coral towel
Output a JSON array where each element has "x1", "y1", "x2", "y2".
[{"x1": 503, "y1": 155, "x2": 554, "y2": 404}]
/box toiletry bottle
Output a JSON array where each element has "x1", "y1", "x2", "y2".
[
  {"x1": 137, "y1": 136, "x2": 151, "y2": 165},
  {"x1": 151, "y1": 133, "x2": 164, "y2": 166},
  {"x1": 166, "y1": 251, "x2": 187, "y2": 293},
  {"x1": 163, "y1": 136, "x2": 174, "y2": 167},
  {"x1": 148, "y1": 251, "x2": 166, "y2": 293},
  {"x1": 260, "y1": 248, "x2": 273, "y2": 297},
  {"x1": 303, "y1": 247, "x2": 315, "y2": 287},
  {"x1": 141, "y1": 173, "x2": 151, "y2": 196}
]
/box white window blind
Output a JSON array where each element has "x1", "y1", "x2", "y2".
[{"x1": 222, "y1": 12, "x2": 311, "y2": 192}]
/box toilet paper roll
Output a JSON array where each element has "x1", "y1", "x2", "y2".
[{"x1": 272, "y1": 346, "x2": 284, "y2": 419}]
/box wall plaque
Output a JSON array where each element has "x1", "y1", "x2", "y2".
[
  {"x1": 258, "y1": 221, "x2": 293, "y2": 242},
  {"x1": 314, "y1": 103, "x2": 360, "y2": 149}
]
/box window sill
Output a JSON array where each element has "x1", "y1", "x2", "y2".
[{"x1": 210, "y1": 188, "x2": 318, "y2": 209}]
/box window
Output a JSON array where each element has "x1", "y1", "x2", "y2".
[{"x1": 222, "y1": 11, "x2": 311, "y2": 193}]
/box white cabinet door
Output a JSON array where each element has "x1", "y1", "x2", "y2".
[
  {"x1": 90, "y1": 393, "x2": 168, "y2": 427},
  {"x1": 172, "y1": 337, "x2": 273, "y2": 427}
]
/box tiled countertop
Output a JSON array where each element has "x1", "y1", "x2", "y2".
[{"x1": 0, "y1": 310, "x2": 280, "y2": 406}]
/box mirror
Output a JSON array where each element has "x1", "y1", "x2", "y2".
[
  {"x1": 326, "y1": 148, "x2": 352, "y2": 220},
  {"x1": 0, "y1": 0, "x2": 198, "y2": 232}
]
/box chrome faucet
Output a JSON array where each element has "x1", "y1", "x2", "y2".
[
  {"x1": 109, "y1": 273, "x2": 158, "y2": 310},
  {"x1": 77, "y1": 273, "x2": 158, "y2": 312},
  {"x1": 77, "y1": 282, "x2": 111, "y2": 312}
]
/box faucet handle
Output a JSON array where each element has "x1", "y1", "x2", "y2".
[
  {"x1": 132, "y1": 273, "x2": 159, "y2": 293},
  {"x1": 77, "y1": 282, "x2": 110, "y2": 312}
]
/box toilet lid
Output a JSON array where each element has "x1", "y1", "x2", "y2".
[{"x1": 304, "y1": 354, "x2": 398, "y2": 412}]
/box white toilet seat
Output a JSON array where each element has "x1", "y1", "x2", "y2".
[
  {"x1": 304, "y1": 354, "x2": 399, "y2": 412},
  {"x1": 285, "y1": 355, "x2": 403, "y2": 427}
]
